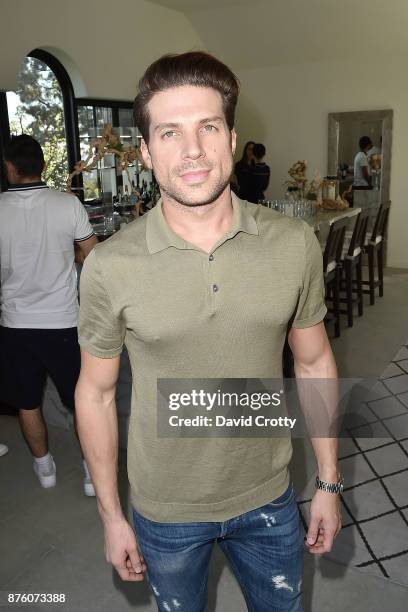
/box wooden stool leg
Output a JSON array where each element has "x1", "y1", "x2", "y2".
[
  {"x1": 368, "y1": 245, "x2": 375, "y2": 305},
  {"x1": 377, "y1": 242, "x2": 384, "y2": 297},
  {"x1": 334, "y1": 268, "x2": 341, "y2": 338},
  {"x1": 345, "y1": 261, "x2": 353, "y2": 327},
  {"x1": 356, "y1": 257, "x2": 363, "y2": 316}
]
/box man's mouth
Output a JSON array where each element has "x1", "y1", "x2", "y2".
[{"x1": 179, "y1": 169, "x2": 211, "y2": 184}]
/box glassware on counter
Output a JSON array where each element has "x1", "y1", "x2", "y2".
[{"x1": 322, "y1": 176, "x2": 339, "y2": 200}]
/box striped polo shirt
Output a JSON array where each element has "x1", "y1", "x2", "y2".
[{"x1": 0, "y1": 182, "x2": 94, "y2": 328}]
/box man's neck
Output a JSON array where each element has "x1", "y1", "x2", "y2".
[
  {"x1": 161, "y1": 186, "x2": 234, "y2": 253},
  {"x1": 11, "y1": 176, "x2": 43, "y2": 185}
]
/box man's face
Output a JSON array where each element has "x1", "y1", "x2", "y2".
[{"x1": 141, "y1": 85, "x2": 236, "y2": 207}]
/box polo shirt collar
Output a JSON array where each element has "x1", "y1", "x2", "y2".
[
  {"x1": 146, "y1": 191, "x2": 259, "y2": 254},
  {"x1": 8, "y1": 181, "x2": 48, "y2": 192}
]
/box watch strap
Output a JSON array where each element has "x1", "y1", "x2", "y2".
[{"x1": 315, "y1": 475, "x2": 344, "y2": 494}]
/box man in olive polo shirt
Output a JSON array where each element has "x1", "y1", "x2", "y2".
[{"x1": 76, "y1": 52, "x2": 341, "y2": 611}]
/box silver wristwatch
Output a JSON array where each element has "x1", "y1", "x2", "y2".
[{"x1": 315, "y1": 475, "x2": 344, "y2": 494}]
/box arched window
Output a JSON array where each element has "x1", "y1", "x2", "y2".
[{"x1": 1, "y1": 49, "x2": 79, "y2": 191}]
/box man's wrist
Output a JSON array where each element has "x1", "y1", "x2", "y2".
[
  {"x1": 315, "y1": 473, "x2": 344, "y2": 494},
  {"x1": 98, "y1": 502, "x2": 124, "y2": 525},
  {"x1": 318, "y1": 466, "x2": 340, "y2": 482}
]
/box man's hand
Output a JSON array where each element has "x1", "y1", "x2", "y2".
[
  {"x1": 305, "y1": 490, "x2": 342, "y2": 554},
  {"x1": 104, "y1": 516, "x2": 147, "y2": 581}
]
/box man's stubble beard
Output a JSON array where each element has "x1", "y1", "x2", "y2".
[{"x1": 157, "y1": 163, "x2": 234, "y2": 208}]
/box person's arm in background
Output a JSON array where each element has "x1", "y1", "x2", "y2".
[
  {"x1": 362, "y1": 164, "x2": 372, "y2": 186},
  {"x1": 360, "y1": 154, "x2": 372, "y2": 187},
  {"x1": 260, "y1": 164, "x2": 270, "y2": 193},
  {"x1": 75, "y1": 234, "x2": 98, "y2": 264},
  {"x1": 73, "y1": 195, "x2": 98, "y2": 263},
  {"x1": 75, "y1": 351, "x2": 147, "y2": 581}
]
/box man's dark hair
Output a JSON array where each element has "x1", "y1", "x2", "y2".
[
  {"x1": 133, "y1": 51, "x2": 240, "y2": 143},
  {"x1": 253, "y1": 143, "x2": 266, "y2": 160},
  {"x1": 359, "y1": 136, "x2": 372, "y2": 151},
  {"x1": 4, "y1": 135, "x2": 45, "y2": 178}
]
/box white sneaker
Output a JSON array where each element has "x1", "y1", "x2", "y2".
[
  {"x1": 83, "y1": 461, "x2": 96, "y2": 497},
  {"x1": 33, "y1": 457, "x2": 56, "y2": 488},
  {"x1": 0, "y1": 443, "x2": 9, "y2": 457}
]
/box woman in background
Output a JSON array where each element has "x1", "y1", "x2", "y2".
[{"x1": 233, "y1": 141, "x2": 255, "y2": 197}]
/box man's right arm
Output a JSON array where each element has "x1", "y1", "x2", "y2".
[
  {"x1": 362, "y1": 165, "x2": 371, "y2": 186},
  {"x1": 75, "y1": 234, "x2": 98, "y2": 264},
  {"x1": 75, "y1": 349, "x2": 147, "y2": 581}
]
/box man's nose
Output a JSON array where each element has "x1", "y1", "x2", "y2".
[{"x1": 182, "y1": 131, "x2": 205, "y2": 160}]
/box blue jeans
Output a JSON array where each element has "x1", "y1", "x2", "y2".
[{"x1": 133, "y1": 482, "x2": 304, "y2": 611}]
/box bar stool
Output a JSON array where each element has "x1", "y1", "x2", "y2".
[
  {"x1": 362, "y1": 200, "x2": 391, "y2": 305},
  {"x1": 339, "y1": 208, "x2": 371, "y2": 326},
  {"x1": 323, "y1": 217, "x2": 349, "y2": 338}
]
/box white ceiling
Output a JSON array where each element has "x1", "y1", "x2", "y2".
[{"x1": 148, "y1": 0, "x2": 408, "y2": 71}]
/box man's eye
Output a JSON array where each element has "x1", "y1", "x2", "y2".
[
  {"x1": 203, "y1": 124, "x2": 217, "y2": 132},
  {"x1": 163, "y1": 131, "x2": 177, "y2": 139}
]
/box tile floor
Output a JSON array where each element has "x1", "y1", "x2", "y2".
[{"x1": 298, "y1": 333, "x2": 408, "y2": 588}]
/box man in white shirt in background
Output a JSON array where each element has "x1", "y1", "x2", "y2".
[
  {"x1": 0, "y1": 135, "x2": 97, "y2": 493},
  {"x1": 353, "y1": 136, "x2": 373, "y2": 189}
]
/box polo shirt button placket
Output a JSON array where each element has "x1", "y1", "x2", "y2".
[
  {"x1": 209, "y1": 253, "x2": 214, "y2": 262},
  {"x1": 212, "y1": 284, "x2": 219, "y2": 293}
]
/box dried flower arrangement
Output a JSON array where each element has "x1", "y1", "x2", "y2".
[
  {"x1": 283, "y1": 160, "x2": 323, "y2": 200},
  {"x1": 66, "y1": 123, "x2": 144, "y2": 193}
]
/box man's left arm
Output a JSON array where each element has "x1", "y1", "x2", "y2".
[{"x1": 288, "y1": 321, "x2": 342, "y2": 554}]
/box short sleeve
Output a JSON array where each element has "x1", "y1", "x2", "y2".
[
  {"x1": 358, "y1": 152, "x2": 368, "y2": 168},
  {"x1": 73, "y1": 196, "x2": 94, "y2": 242},
  {"x1": 78, "y1": 249, "x2": 125, "y2": 358},
  {"x1": 291, "y1": 222, "x2": 327, "y2": 328}
]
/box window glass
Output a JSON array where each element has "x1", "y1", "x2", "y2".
[{"x1": 6, "y1": 57, "x2": 69, "y2": 190}]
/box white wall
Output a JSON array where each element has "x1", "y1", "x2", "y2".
[
  {"x1": 1, "y1": 0, "x2": 407, "y2": 267},
  {"x1": 0, "y1": 0, "x2": 203, "y2": 97},
  {"x1": 235, "y1": 58, "x2": 407, "y2": 268}
]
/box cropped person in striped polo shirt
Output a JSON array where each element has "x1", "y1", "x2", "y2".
[{"x1": 0, "y1": 135, "x2": 97, "y2": 494}]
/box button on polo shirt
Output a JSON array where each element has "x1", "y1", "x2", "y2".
[{"x1": 78, "y1": 193, "x2": 327, "y2": 522}]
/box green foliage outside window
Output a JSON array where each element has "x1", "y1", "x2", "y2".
[{"x1": 8, "y1": 57, "x2": 68, "y2": 191}]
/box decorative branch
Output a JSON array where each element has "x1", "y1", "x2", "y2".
[{"x1": 66, "y1": 123, "x2": 145, "y2": 193}]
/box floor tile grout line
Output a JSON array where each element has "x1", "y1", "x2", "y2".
[
  {"x1": 339, "y1": 494, "x2": 388, "y2": 577},
  {"x1": 382, "y1": 377, "x2": 408, "y2": 396},
  {"x1": 297, "y1": 499, "x2": 386, "y2": 576},
  {"x1": 381, "y1": 368, "x2": 408, "y2": 380},
  {"x1": 357, "y1": 547, "x2": 408, "y2": 566},
  {"x1": 341, "y1": 503, "x2": 408, "y2": 528},
  {"x1": 340, "y1": 435, "x2": 408, "y2": 459},
  {"x1": 297, "y1": 466, "x2": 408, "y2": 506},
  {"x1": 371, "y1": 413, "x2": 408, "y2": 461},
  {"x1": 361, "y1": 399, "x2": 408, "y2": 460},
  {"x1": 349, "y1": 434, "x2": 408, "y2": 530},
  {"x1": 347, "y1": 409, "x2": 408, "y2": 432}
]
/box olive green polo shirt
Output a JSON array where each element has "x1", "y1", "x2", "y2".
[{"x1": 78, "y1": 193, "x2": 326, "y2": 522}]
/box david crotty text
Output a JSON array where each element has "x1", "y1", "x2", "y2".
[{"x1": 168, "y1": 415, "x2": 297, "y2": 429}]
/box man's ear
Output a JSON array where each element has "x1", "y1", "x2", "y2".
[
  {"x1": 5, "y1": 160, "x2": 17, "y2": 182},
  {"x1": 231, "y1": 128, "x2": 237, "y2": 156},
  {"x1": 140, "y1": 139, "x2": 153, "y2": 170}
]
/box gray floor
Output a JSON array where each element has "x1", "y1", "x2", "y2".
[{"x1": 1, "y1": 267, "x2": 408, "y2": 612}]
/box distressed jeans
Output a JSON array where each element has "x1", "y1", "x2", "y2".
[{"x1": 132, "y1": 482, "x2": 304, "y2": 611}]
